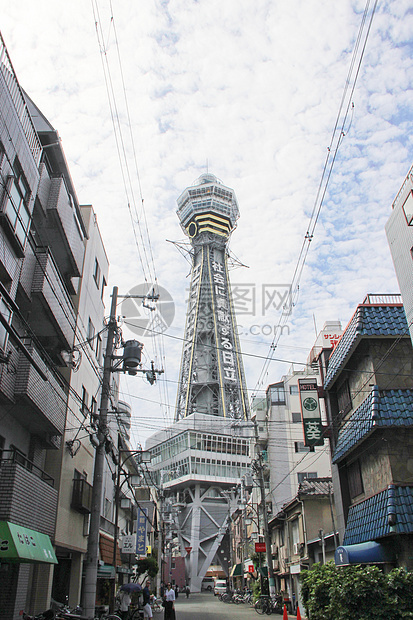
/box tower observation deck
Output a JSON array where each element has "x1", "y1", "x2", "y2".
[{"x1": 147, "y1": 174, "x2": 252, "y2": 592}]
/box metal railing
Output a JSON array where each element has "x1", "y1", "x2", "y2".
[
  {"x1": 0, "y1": 449, "x2": 54, "y2": 486},
  {"x1": 0, "y1": 31, "x2": 42, "y2": 165},
  {"x1": 363, "y1": 294, "x2": 402, "y2": 305}
]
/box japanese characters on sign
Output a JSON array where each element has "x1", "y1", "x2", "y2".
[
  {"x1": 298, "y1": 379, "x2": 324, "y2": 447},
  {"x1": 120, "y1": 534, "x2": 136, "y2": 554},
  {"x1": 211, "y1": 258, "x2": 238, "y2": 384},
  {"x1": 135, "y1": 508, "x2": 148, "y2": 556}
]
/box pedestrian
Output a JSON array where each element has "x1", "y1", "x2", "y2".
[
  {"x1": 118, "y1": 589, "x2": 131, "y2": 620},
  {"x1": 164, "y1": 582, "x2": 175, "y2": 620},
  {"x1": 174, "y1": 585, "x2": 179, "y2": 599},
  {"x1": 185, "y1": 586, "x2": 190, "y2": 599},
  {"x1": 142, "y1": 580, "x2": 153, "y2": 620}
]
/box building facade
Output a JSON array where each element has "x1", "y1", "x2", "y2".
[
  {"x1": 324, "y1": 295, "x2": 413, "y2": 570},
  {"x1": 385, "y1": 165, "x2": 413, "y2": 345},
  {"x1": 0, "y1": 31, "x2": 87, "y2": 619}
]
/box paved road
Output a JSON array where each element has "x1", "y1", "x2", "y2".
[{"x1": 163, "y1": 592, "x2": 304, "y2": 620}]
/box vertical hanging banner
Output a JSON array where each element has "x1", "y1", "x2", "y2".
[
  {"x1": 136, "y1": 508, "x2": 148, "y2": 556},
  {"x1": 298, "y1": 379, "x2": 324, "y2": 447}
]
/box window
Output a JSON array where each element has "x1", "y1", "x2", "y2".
[
  {"x1": 87, "y1": 318, "x2": 95, "y2": 347},
  {"x1": 337, "y1": 379, "x2": 352, "y2": 417},
  {"x1": 289, "y1": 385, "x2": 299, "y2": 395},
  {"x1": 3, "y1": 167, "x2": 31, "y2": 249},
  {"x1": 347, "y1": 460, "x2": 363, "y2": 498},
  {"x1": 0, "y1": 295, "x2": 12, "y2": 351},
  {"x1": 268, "y1": 383, "x2": 286, "y2": 405},
  {"x1": 93, "y1": 259, "x2": 101, "y2": 288},
  {"x1": 90, "y1": 397, "x2": 98, "y2": 427},
  {"x1": 0, "y1": 434, "x2": 5, "y2": 461},
  {"x1": 294, "y1": 442, "x2": 313, "y2": 453},
  {"x1": 96, "y1": 333, "x2": 102, "y2": 362},
  {"x1": 81, "y1": 386, "x2": 89, "y2": 417},
  {"x1": 101, "y1": 276, "x2": 107, "y2": 301},
  {"x1": 402, "y1": 190, "x2": 413, "y2": 225},
  {"x1": 297, "y1": 472, "x2": 317, "y2": 483},
  {"x1": 292, "y1": 412, "x2": 301, "y2": 424},
  {"x1": 104, "y1": 497, "x2": 112, "y2": 520}
]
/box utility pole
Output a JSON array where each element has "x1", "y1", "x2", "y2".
[
  {"x1": 252, "y1": 418, "x2": 276, "y2": 598},
  {"x1": 83, "y1": 286, "x2": 119, "y2": 619},
  {"x1": 83, "y1": 286, "x2": 162, "y2": 618}
]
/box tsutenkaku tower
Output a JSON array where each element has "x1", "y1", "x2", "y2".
[
  {"x1": 147, "y1": 174, "x2": 252, "y2": 593},
  {"x1": 175, "y1": 173, "x2": 250, "y2": 421}
]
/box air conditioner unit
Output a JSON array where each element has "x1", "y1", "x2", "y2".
[
  {"x1": 293, "y1": 542, "x2": 303, "y2": 555},
  {"x1": 271, "y1": 544, "x2": 278, "y2": 557}
]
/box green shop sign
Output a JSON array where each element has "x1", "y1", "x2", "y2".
[{"x1": 0, "y1": 521, "x2": 57, "y2": 564}]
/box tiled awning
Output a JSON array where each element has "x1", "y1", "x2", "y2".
[{"x1": 99, "y1": 533, "x2": 121, "y2": 566}]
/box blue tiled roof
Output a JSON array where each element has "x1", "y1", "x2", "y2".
[
  {"x1": 343, "y1": 485, "x2": 413, "y2": 545},
  {"x1": 324, "y1": 305, "x2": 408, "y2": 388},
  {"x1": 333, "y1": 387, "x2": 413, "y2": 463}
]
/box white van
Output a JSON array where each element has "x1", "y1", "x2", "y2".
[
  {"x1": 214, "y1": 579, "x2": 227, "y2": 596},
  {"x1": 201, "y1": 577, "x2": 214, "y2": 591}
]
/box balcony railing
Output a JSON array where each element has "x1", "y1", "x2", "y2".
[
  {"x1": 0, "y1": 33, "x2": 42, "y2": 165},
  {"x1": 0, "y1": 449, "x2": 54, "y2": 486},
  {"x1": 14, "y1": 342, "x2": 67, "y2": 441},
  {"x1": 0, "y1": 451, "x2": 57, "y2": 533}
]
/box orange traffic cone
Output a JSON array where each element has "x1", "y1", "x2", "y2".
[
  {"x1": 283, "y1": 604, "x2": 288, "y2": 620},
  {"x1": 296, "y1": 606, "x2": 302, "y2": 620}
]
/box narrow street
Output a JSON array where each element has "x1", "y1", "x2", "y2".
[{"x1": 163, "y1": 592, "x2": 304, "y2": 620}]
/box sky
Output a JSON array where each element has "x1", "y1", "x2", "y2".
[{"x1": 1, "y1": 0, "x2": 412, "y2": 448}]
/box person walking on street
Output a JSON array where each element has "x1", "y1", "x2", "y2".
[
  {"x1": 118, "y1": 590, "x2": 131, "y2": 620},
  {"x1": 185, "y1": 586, "x2": 190, "y2": 599},
  {"x1": 164, "y1": 582, "x2": 175, "y2": 620},
  {"x1": 142, "y1": 580, "x2": 153, "y2": 620}
]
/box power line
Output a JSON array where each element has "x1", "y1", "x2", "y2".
[{"x1": 251, "y1": 0, "x2": 379, "y2": 400}]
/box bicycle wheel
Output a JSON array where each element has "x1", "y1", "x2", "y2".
[
  {"x1": 265, "y1": 600, "x2": 273, "y2": 615},
  {"x1": 100, "y1": 615, "x2": 122, "y2": 620},
  {"x1": 254, "y1": 599, "x2": 266, "y2": 614}
]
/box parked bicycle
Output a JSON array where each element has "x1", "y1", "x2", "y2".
[{"x1": 254, "y1": 594, "x2": 285, "y2": 615}]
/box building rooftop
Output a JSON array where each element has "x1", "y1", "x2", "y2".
[
  {"x1": 297, "y1": 477, "x2": 333, "y2": 497},
  {"x1": 333, "y1": 387, "x2": 413, "y2": 463},
  {"x1": 343, "y1": 485, "x2": 413, "y2": 545},
  {"x1": 324, "y1": 298, "x2": 407, "y2": 389}
]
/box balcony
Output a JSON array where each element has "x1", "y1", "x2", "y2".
[
  {"x1": 13, "y1": 342, "x2": 67, "y2": 446},
  {"x1": 29, "y1": 247, "x2": 76, "y2": 355},
  {"x1": 39, "y1": 171, "x2": 85, "y2": 281},
  {"x1": 71, "y1": 478, "x2": 93, "y2": 514},
  {"x1": 0, "y1": 451, "x2": 57, "y2": 536}
]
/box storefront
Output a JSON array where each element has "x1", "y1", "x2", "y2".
[{"x1": 0, "y1": 521, "x2": 58, "y2": 619}]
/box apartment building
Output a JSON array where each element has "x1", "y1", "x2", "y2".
[{"x1": 324, "y1": 295, "x2": 413, "y2": 569}]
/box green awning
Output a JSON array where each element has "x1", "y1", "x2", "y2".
[
  {"x1": 259, "y1": 566, "x2": 268, "y2": 577},
  {"x1": 0, "y1": 521, "x2": 57, "y2": 564},
  {"x1": 230, "y1": 563, "x2": 242, "y2": 577}
]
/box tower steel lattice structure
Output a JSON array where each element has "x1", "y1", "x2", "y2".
[
  {"x1": 147, "y1": 174, "x2": 252, "y2": 592},
  {"x1": 175, "y1": 173, "x2": 249, "y2": 421}
]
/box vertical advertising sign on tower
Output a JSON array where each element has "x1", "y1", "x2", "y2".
[
  {"x1": 136, "y1": 508, "x2": 148, "y2": 556},
  {"x1": 298, "y1": 379, "x2": 324, "y2": 447}
]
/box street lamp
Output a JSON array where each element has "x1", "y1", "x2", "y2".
[{"x1": 110, "y1": 447, "x2": 153, "y2": 611}]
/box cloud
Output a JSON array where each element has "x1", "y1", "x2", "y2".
[{"x1": 1, "y1": 0, "x2": 412, "y2": 445}]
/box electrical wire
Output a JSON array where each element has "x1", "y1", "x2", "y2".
[{"x1": 251, "y1": 0, "x2": 379, "y2": 401}]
